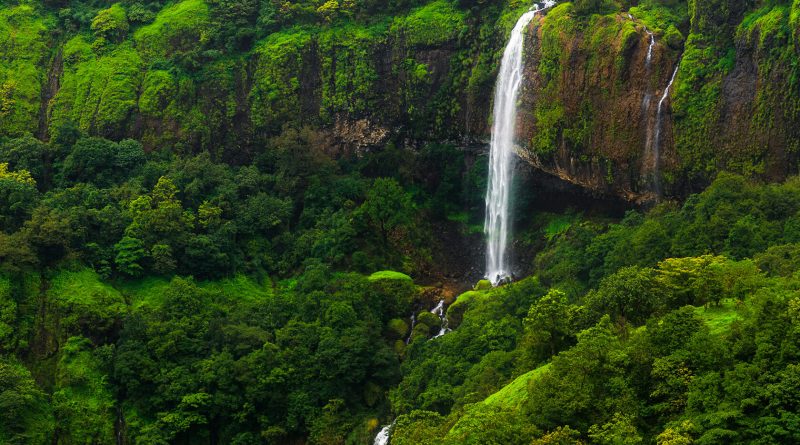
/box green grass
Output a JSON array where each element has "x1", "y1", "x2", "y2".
[
  {"x1": 197, "y1": 274, "x2": 274, "y2": 302},
  {"x1": 695, "y1": 299, "x2": 741, "y2": 335},
  {"x1": 48, "y1": 269, "x2": 127, "y2": 337},
  {"x1": 53, "y1": 336, "x2": 116, "y2": 443},
  {"x1": 368, "y1": 270, "x2": 413, "y2": 282},
  {"x1": 119, "y1": 274, "x2": 273, "y2": 309},
  {"x1": 49, "y1": 269, "x2": 124, "y2": 307},
  {"x1": 115, "y1": 275, "x2": 171, "y2": 309},
  {"x1": 483, "y1": 363, "x2": 551, "y2": 410}
]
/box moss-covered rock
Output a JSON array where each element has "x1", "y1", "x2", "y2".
[
  {"x1": 133, "y1": 0, "x2": 210, "y2": 58},
  {"x1": 387, "y1": 317, "x2": 409, "y2": 339},
  {"x1": 416, "y1": 310, "x2": 441, "y2": 329},
  {"x1": 49, "y1": 41, "x2": 142, "y2": 138},
  {"x1": 474, "y1": 279, "x2": 492, "y2": 290},
  {"x1": 0, "y1": 5, "x2": 48, "y2": 137}
]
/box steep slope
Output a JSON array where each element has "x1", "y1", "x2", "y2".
[{"x1": 2, "y1": 0, "x2": 798, "y2": 201}]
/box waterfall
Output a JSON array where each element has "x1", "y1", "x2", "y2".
[
  {"x1": 484, "y1": 2, "x2": 552, "y2": 285},
  {"x1": 642, "y1": 29, "x2": 655, "y2": 112},
  {"x1": 630, "y1": 13, "x2": 677, "y2": 197},
  {"x1": 373, "y1": 421, "x2": 395, "y2": 445},
  {"x1": 404, "y1": 312, "x2": 416, "y2": 344},
  {"x1": 629, "y1": 14, "x2": 654, "y2": 113},
  {"x1": 430, "y1": 300, "x2": 450, "y2": 338},
  {"x1": 645, "y1": 30, "x2": 654, "y2": 67},
  {"x1": 649, "y1": 63, "x2": 680, "y2": 195}
]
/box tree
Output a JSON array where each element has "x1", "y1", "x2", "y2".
[
  {"x1": 0, "y1": 163, "x2": 38, "y2": 232},
  {"x1": 656, "y1": 421, "x2": 695, "y2": 445},
  {"x1": 356, "y1": 178, "x2": 414, "y2": 250},
  {"x1": 531, "y1": 426, "x2": 585, "y2": 444},
  {"x1": 523, "y1": 289, "x2": 584, "y2": 361},
  {"x1": 0, "y1": 357, "x2": 54, "y2": 444},
  {"x1": 91, "y1": 4, "x2": 129, "y2": 43},
  {"x1": 59, "y1": 137, "x2": 116, "y2": 185},
  {"x1": 585, "y1": 266, "x2": 665, "y2": 326},
  {"x1": 120, "y1": 176, "x2": 194, "y2": 275},
  {"x1": 0, "y1": 136, "x2": 52, "y2": 186},
  {"x1": 114, "y1": 236, "x2": 145, "y2": 276},
  {"x1": 587, "y1": 413, "x2": 642, "y2": 445}
]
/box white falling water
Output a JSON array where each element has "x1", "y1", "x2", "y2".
[
  {"x1": 373, "y1": 421, "x2": 395, "y2": 445},
  {"x1": 404, "y1": 312, "x2": 416, "y2": 344},
  {"x1": 649, "y1": 63, "x2": 680, "y2": 195},
  {"x1": 645, "y1": 30, "x2": 654, "y2": 66},
  {"x1": 430, "y1": 300, "x2": 450, "y2": 338},
  {"x1": 485, "y1": 2, "x2": 552, "y2": 284},
  {"x1": 629, "y1": 14, "x2": 654, "y2": 113}
]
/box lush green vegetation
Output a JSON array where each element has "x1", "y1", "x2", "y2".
[
  {"x1": 388, "y1": 173, "x2": 800, "y2": 444},
  {"x1": 2, "y1": 0, "x2": 800, "y2": 443}
]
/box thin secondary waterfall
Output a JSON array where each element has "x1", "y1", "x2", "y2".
[
  {"x1": 485, "y1": 2, "x2": 552, "y2": 284},
  {"x1": 645, "y1": 30, "x2": 654, "y2": 66},
  {"x1": 629, "y1": 14, "x2": 654, "y2": 113},
  {"x1": 630, "y1": 13, "x2": 677, "y2": 198},
  {"x1": 649, "y1": 63, "x2": 680, "y2": 195},
  {"x1": 642, "y1": 29, "x2": 654, "y2": 112}
]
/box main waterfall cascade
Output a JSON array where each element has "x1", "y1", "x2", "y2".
[{"x1": 484, "y1": 1, "x2": 554, "y2": 285}]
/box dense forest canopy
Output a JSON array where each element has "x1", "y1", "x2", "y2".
[{"x1": 2, "y1": 0, "x2": 800, "y2": 443}]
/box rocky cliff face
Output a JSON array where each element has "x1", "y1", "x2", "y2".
[
  {"x1": 513, "y1": 1, "x2": 800, "y2": 203},
  {"x1": 2, "y1": 0, "x2": 799, "y2": 202}
]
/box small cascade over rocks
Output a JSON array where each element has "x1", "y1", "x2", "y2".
[
  {"x1": 373, "y1": 421, "x2": 395, "y2": 445},
  {"x1": 645, "y1": 30, "x2": 655, "y2": 67},
  {"x1": 430, "y1": 300, "x2": 451, "y2": 338},
  {"x1": 484, "y1": 1, "x2": 554, "y2": 285}
]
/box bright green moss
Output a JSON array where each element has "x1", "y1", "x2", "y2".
[
  {"x1": 318, "y1": 23, "x2": 386, "y2": 120},
  {"x1": 483, "y1": 363, "x2": 551, "y2": 409},
  {"x1": 628, "y1": 0, "x2": 687, "y2": 34},
  {"x1": 368, "y1": 270, "x2": 413, "y2": 282},
  {"x1": 198, "y1": 274, "x2": 274, "y2": 301},
  {"x1": 671, "y1": 33, "x2": 723, "y2": 178},
  {"x1": 133, "y1": 0, "x2": 210, "y2": 58},
  {"x1": 249, "y1": 28, "x2": 312, "y2": 132},
  {"x1": 52, "y1": 336, "x2": 116, "y2": 444},
  {"x1": 532, "y1": 103, "x2": 565, "y2": 155},
  {"x1": 49, "y1": 42, "x2": 142, "y2": 136},
  {"x1": 0, "y1": 5, "x2": 49, "y2": 137},
  {"x1": 91, "y1": 4, "x2": 129, "y2": 42},
  {"x1": 138, "y1": 70, "x2": 176, "y2": 117},
  {"x1": 738, "y1": 5, "x2": 791, "y2": 49},
  {"x1": 391, "y1": 0, "x2": 465, "y2": 46},
  {"x1": 47, "y1": 269, "x2": 126, "y2": 337}
]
